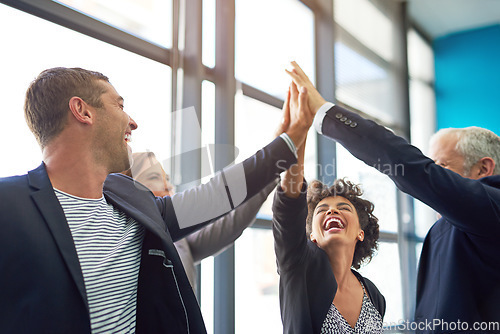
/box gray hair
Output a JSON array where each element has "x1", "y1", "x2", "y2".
[{"x1": 430, "y1": 127, "x2": 500, "y2": 175}]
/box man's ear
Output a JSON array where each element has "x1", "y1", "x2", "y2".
[
  {"x1": 310, "y1": 233, "x2": 317, "y2": 243},
  {"x1": 476, "y1": 157, "x2": 496, "y2": 178},
  {"x1": 68, "y1": 96, "x2": 94, "y2": 125}
]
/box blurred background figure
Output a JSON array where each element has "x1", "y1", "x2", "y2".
[{"x1": 124, "y1": 151, "x2": 277, "y2": 291}]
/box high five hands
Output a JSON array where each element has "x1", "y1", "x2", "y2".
[
  {"x1": 286, "y1": 61, "x2": 326, "y2": 115},
  {"x1": 276, "y1": 79, "x2": 310, "y2": 198},
  {"x1": 275, "y1": 61, "x2": 326, "y2": 197},
  {"x1": 276, "y1": 81, "x2": 313, "y2": 151},
  {"x1": 276, "y1": 61, "x2": 327, "y2": 150}
]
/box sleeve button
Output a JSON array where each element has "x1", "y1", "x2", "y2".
[
  {"x1": 350, "y1": 122, "x2": 357, "y2": 128},
  {"x1": 345, "y1": 119, "x2": 352, "y2": 125},
  {"x1": 340, "y1": 117, "x2": 347, "y2": 122},
  {"x1": 335, "y1": 113, "x2": 343, "y2": 119}
]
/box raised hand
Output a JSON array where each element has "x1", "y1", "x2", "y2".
[
  {"x1": 286, "y1": 61, "x2": 326, "y2": 114},
  {"x1": 274, "y1": 88, "x2": 291, "y2": 137},
  {"x1": 285, "y1": 81, "x2": 313, "y2": 150},
  {"x1": 280, "y1": 82, "x2": 308, "y2": 198}
]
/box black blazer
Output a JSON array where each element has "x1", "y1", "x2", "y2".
[
  {"x1": 318, "y1": 104, "x2": 500, "y2": 333},
  {"x1": 272, "y1": 183, "x2": 385, "y2": 334},
  {"x1": 0, "y1": 137, "x2": 296, "y2": 334}
]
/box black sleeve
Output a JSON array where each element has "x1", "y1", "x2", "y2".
[
  {"x1": 319, "y1": 105, "x2": 500, "y2": 238},
  {"x1": 272, "y1": 181, "x2": 309, "y2": 273}
]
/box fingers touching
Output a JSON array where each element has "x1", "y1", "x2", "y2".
[
  {"x1": 286, "y1": 61, "x2": 327, "y2": 114},
  {"x1": 298, "y1": 85, "x2": 308, "y2": 113},
  {"x1": 285, "y1": 61, "x2": 309, "y2": 86},
  {"x1": 275, "y1": 88, "x2": 291, "y2": 137}
]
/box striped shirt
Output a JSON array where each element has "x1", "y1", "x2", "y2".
[{"x1": 55, "y1": 189, "x2": 145, "y2": 334}]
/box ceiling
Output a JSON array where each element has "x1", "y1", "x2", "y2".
[{"x1": 406, "y1": 0, "x2": 500, "y2": 40}]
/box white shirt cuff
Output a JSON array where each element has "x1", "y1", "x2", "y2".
[
  {"x1": 313, "y1": 102, "x2": 335, "y2": 135},
  {"x1": 279, "y1": 133, "x2": 298, "y2": 158}
]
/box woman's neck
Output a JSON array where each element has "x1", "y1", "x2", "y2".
[{"x1": 327, "y1": 245, "x2": 356, "y2": 290}]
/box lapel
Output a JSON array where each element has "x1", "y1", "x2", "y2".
[
  {"x1": 103, "y1": 174, "x2": 184, "y2": 267},
  {"x1": 26, "y1": 166, "x2": 181, "y2": 318},
  {"x1": 103, "y1": 174, "x2": 171, "y2": 241},
  {"x1": 103, "y1": 174, "x2": 194, "y2": 270},
  {"x1": 103, "y1": 175, "x2": 189, "y2": 291},
  {"x1": 28, "y1": 163, "x2": 89, "y2": 311}
]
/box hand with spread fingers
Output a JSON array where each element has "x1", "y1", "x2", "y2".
[{"x1": 286, "y1": 61, "x2": 327, "y2": 115}]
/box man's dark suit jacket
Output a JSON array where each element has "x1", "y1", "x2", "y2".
[
  {"x1": 0, "y1": 137, "x2": 295, "y2": 334},
  {"x1": 318, "y1": 105, "x2": 500, "y2": 333}
]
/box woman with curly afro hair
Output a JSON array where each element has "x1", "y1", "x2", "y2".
[
  {"x1": 306, "y1": 179, "x2": 380, "y2": 271},
  {"x1": 272, "y1": 84, "x2": 385, "y2": 334}
]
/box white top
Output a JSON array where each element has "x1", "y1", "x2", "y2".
[
  {"x1": 55, "y1": 189, "x2": 144, "y2": 334},
  {"x1": 321, "y1": 281, "x2": 383, "y2": 333}
]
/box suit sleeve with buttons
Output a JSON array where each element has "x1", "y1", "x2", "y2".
[{"x1": 314, "y1": 103, "x2": 500, "y2": 238}]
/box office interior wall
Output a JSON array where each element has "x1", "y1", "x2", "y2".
[{"x1": 434, "y1": 24, "x2": 500, "y2": 134}]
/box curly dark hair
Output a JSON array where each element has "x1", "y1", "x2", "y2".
[{"x1": 306, "y1": 178, "x2": 379, "y2": 269}]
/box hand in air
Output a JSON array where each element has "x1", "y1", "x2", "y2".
[
  {"x1": 284, "y1": 81, "x2": 313, "y2": 150},
  {"x1": 274, "y1": 89, "x2": 291, "y2": 137},
  {"x1": 286, "y1": 61, "x2": 326, "y2": 115}
]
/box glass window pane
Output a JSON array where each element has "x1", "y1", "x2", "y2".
[
  {"x1": 334, "y1": 0, "x2": 394, "y2": 62},
  {"x1": 336, "y1": 145, "x2": 399, "y2": 233},
  {"x1": 409, "y1": 30, "x2": 436, "y2": 239},
  {"x1": 410, "y1": 80, "x2": 437, "y2": 238},
  {"x1": 235, "y1": 0, "x2": 315, "y2": 99},
  {"x1": 414, "y1": 199, "x2": 437, "y2": 239},
  {"x1": 357, "y1": 242, "x2": 403, "y2": 324},
  {"x1": 335, "y1": 41, "x2": 400, "y2": 125},
  {"x1": 198, "y1": 80, "x2": 217, "y2": 334},
  {"x1": 202, "y1": 0, "x2": 216, "y2": 68},
  {"x1": 304, "y1": 127, "x2": 318, "y2": 186},
  {"x1": 334, "y1": 0, "x2": 406, "y2": 128},
  {"x1": 409, "y1": 80, "x2": 436, "y2": 154},
  {"x1": 0, "y1": 4, "x2": 172, "y2": 176},
  {"x1": 55, "y1": 0, "x2": 173, "y2": 47},
  {"x1": 234, "y1": 94, "x2": 281, "y2": 217},
  {"x1": 408, "y1": 29, "x2": 435, "y2": 83},
  {"x1": 235, "y1": 228, "x2": 282, "y2": 333},
  {"x1": 200, "y1": 256, "x2": 215, "y2": 334},
  {"x1": 201, "y1": 81, "x2": 216, "y2": 184},
  {"x1": 234, "y1": 93, "x2": 317, "y2": 218},
  {"x1": 234, "y1": 93, "x2": 281, "y2": 163}
]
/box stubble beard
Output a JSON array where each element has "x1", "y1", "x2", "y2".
[
  {"x1": 111, "y1": 143, "x2": 132, "y2": 174},
  {"x1": 92, "y1": 133, "x2": 131, "y2": 174}
]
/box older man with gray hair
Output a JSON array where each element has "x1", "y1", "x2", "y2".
[{"x1": 429, "y1": 126, "x2": 500, "y2": 178}]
